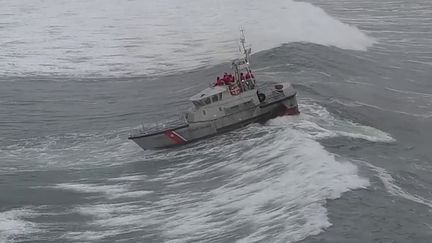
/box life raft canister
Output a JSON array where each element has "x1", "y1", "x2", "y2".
[
  {"x1": 257, "y1": 92, "x2": 266, "y2": 102},
  {"x1": 229, "y1": 84, "x2": 241, "y2": 95}
]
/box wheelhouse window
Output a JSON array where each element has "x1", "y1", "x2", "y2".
[
  {"x1": 204, "y1": 97, "x2": 211, "y2": 105},
  {"x1": 192, "y1": 100, "x2": 204, "y2": 107},
  {"x1": 212, "y1": 94, "x2": 219, "y2": 103}
]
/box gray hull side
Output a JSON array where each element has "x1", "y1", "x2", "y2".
[
  {"x1": 130, "y1": 123, "x2": 217, "y2": 150},
  {"x1": 130, "y1": 97, "x2": 298, "y2": 150}
]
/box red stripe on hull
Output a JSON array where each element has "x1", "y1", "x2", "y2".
[
  {"x1": 282, "y1": 106, "x2": 300, "y2": 116},
  {"x1": 164, "y1": 130, "x2": 187, "y2": 144}
]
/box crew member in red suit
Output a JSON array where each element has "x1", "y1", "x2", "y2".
[
  {"x1": 225, "y1": 73, "x2": 233, "y2": 85},
  {"x1": 215, "y1": 76, "x2": 224, "y2": 86}
]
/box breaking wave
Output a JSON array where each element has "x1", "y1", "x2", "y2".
[
  {"x1": 0, "y1": 0, "x2": 375, "y2": 77},
  {"x1": 65, "y1": 127, "x2": 369, "y2": 242}
]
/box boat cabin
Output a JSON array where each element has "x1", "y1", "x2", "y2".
[
  {"x1": 186, "y1": 76, "x2": 260, "y2": 123},
  {"x1": 184, "y1": 29, "x2": 262, "y2": 123}
]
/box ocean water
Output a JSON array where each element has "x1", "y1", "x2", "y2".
[{"x1": 1, "y1": 0, "x2": 431, "y2": 242}]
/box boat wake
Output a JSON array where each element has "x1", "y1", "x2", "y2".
[
  {"x1": 268, "y1": 99, "x2": 395, "y2": 143},
  {"x1": 364, "y1": 162, "x2": 432, "y2": 209}
]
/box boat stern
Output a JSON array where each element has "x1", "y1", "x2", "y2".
[{"x1": 274, "y1": 82, "x2": 300, "y2": 116}]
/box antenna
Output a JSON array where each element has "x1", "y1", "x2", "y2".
[
  {"x1": 240, "y1": 27, "x2": 245, "y2": 45},
  {"x1": 239, "y1": 27, "x2": 251, "y2": 64},
  {"x1": 239, "y1": 27, "x2": 246, "y2": 54}
]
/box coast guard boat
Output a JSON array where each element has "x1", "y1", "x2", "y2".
[{"x1": 129, "y1": 31, "x2": 299, "y2": 149}]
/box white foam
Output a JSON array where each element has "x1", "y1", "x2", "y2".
[
  {"x1": 54, "y1": 183, "x2": 152, "y2": 199},
  {"x1": 0, "y1": 0, "x2": 375, "y2": 77},
  {"x1": 63, "y1": 122, "x2": 370, "y2": 242},
  {"x1": 385, "y1": 87, "x2": 432, "y2": 98},
  {"x1": 75, "y1": 203, "x2": 156, "y2": 228},
  {"x1": 0, "y1": 130, "x2": 142, "y2": 175},
  {"x1": 109, "y1": 174, "x2": 147, "y2": 182},
  {"x1": 64, "y1": 230, "x2": 119, "y2": 242},
  {"x1": 65, "y1": 203, "x2": 159, "y2": 241},
  {"x1": 268, "y1": 100, "x2": 395, "y2": 143},
  {"x1": 0, "y1": 208, "x2": 39, "y2": 242},
  {"x1": 365, "y1": 163, "x2": 432, "y2": 209},
  {"x1": 353, "y1": 101, "x2": 432, "y2": 119},
  {"x1": 145, "y1": 127, "x2": 369, "y2": 242}
]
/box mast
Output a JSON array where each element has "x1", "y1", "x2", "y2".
[
  {"x1": 239, "y1": 28, "x2": 251, "y2": 67},
  {"x1": 239, "y1": 28, "x2": 255, "y2": 86},
  {"x1": 232, "y1": 28, "x2": 252, "y2": 74},
  {"x1": 230, "y1": 28, "x2": 256, "y2": 93}
]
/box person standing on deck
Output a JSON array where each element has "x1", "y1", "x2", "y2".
[
  {"x1": 225, "y1": 73, "x2": 233, "y2": 85},
  {"x1": 223, "y1": 72, "x2": 228, "y2": 83},
  {"x1": 215, "y1": 76, "x2": 224, "y2": 86}
]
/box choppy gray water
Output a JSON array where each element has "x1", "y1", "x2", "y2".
[{"x1": 1, "y1": 0, "x2": 431, "y2": 242}]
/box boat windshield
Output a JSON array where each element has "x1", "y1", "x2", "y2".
[
  {"x1": 203, "y1": 97, "x2": 211, "y2": 105},
  {"x1": 192, "y1": 100, "x2": 204, "y2": 107}
]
